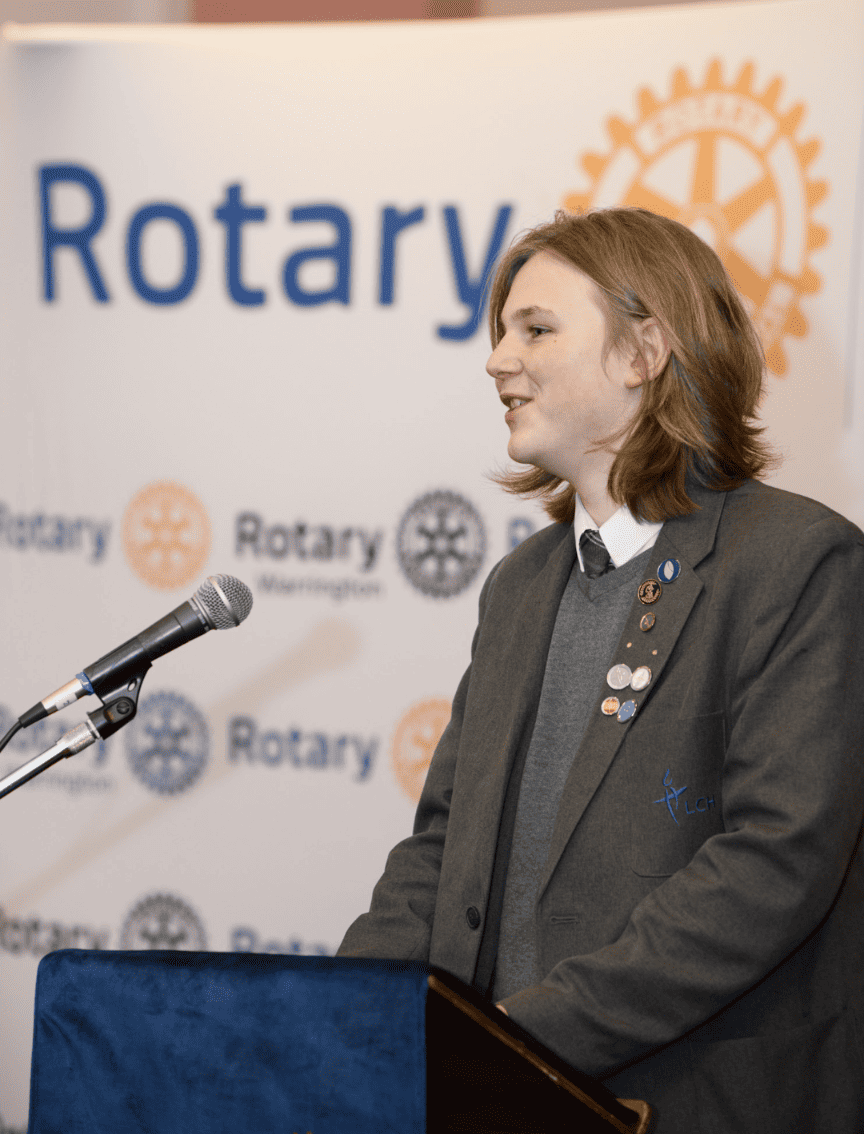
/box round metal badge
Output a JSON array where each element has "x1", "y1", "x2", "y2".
[
  {"x1": 617, "y1": 700, "x2": 637, "y2": 723},
  {"x1": 630, "y1": 666, "x2": 652, "y2": 691},
  {"x1": 639, "y1": 612, "x2": 656, "y2": 632},
  {"x1": 601, "y1": 697, "x2": 620, "y2": 716},
  {"x1": 606, "y1": 664, "x2": 633, "y2": 690},
  {"x1": 638, "y1": 579, "x2": 662, "y2": 605},
  {"x1": 657, "y1": 558, "x2": 681, "y2": 583}
]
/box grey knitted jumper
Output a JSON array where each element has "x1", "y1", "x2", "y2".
[{"x1": 493, "y1": 545, "x2": 653, "y2": 1001}]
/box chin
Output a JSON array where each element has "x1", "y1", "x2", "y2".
[
  {"x1": 507, "y1": 439, "x2": 542, "y2": 467},
  {"x1": 508, "y1": 448, "x2": 532, "y2": 466},
  {"x1": 507, "y1": 435, "x2": 531, "y2": 462}
]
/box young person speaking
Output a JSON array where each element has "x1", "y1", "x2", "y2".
[{"x1": 338, "y1": 207, "x2": 864, "y2": 1134}]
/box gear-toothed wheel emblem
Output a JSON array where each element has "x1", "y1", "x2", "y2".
[
  {"x1": 397, "y1": 490, "x2": 486, "y2": 599},
  {"x1": 123, "y1": 480, "x2": 211, "y2": 590},
  {"x1": 119, "y1": 893, "x2": 207, "y2": 950},
  {"x1": 564, "y1": 59, "x2": 828, "y2": 376},
  {"x1": 125, "y1": 691, "x2": 208, "y2": 795},
  {"x1": 391, "y1": 697, "x2": 451, "y2": 802}
]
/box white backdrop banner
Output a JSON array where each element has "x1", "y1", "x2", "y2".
[{"x1": 1, "y1": 2, "x2": 862, "y2": 1125}]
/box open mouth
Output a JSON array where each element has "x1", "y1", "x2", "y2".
[{"x1": 504, "y1": 396, "x2": 531, "y2": 421}]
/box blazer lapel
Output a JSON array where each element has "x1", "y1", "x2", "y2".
[
  {"x1": 538, "y1": 487, "x2": 728, "y2": 897},
  {"x1": 456, "y1": 524, "x2": 577, "y2": 989},
  {"x1": 455, "y1": 525, "x2": 577, "y2": 874}
]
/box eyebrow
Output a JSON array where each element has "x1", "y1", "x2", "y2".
[{"x1": 503, "y1": 305, "x2": 557, "y2": 326}]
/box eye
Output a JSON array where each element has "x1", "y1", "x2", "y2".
[{"x1": 528, "y1": 325, "x2": 550, "y2": 338}]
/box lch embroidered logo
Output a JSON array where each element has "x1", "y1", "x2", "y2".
[{"x1": 655, "y1": 769, "x2": 716, "y2": 826}]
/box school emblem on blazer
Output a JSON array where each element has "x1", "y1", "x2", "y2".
[
  {"x1": 396, "y1": 489, "x2": 486, "y2": 598},
  {"x1": 119, "y1": 893, "x2": 207, "y2": 951},
  {"x1": 655, "y1": 768, "x2": 716, "y2": 826}
]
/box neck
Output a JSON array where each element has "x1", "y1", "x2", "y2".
[{"x1": 571, "y1": 463, "x2": 620, "y2": 528}]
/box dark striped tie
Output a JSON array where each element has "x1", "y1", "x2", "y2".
[{"x1": 579, "y1": 528, "x2": 613, "y2": 579}]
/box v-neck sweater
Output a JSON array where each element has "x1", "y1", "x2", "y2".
[{"x1": 493, "y1": 544, "x2": 654, "y2": 1001}]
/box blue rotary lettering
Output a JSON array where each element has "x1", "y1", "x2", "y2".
[
  {"x1": 0, "y1": 904, "x2": 109, "y2": 956},
  {"x1": 126, "y1": 203, "x2": 199, "y2": 304},
  {"x1": 39, "y1": 163, "x2": 110, "y2": 302},
  {"x1": 36, "y1": 164, "x2": 511, "y2": 339},
  {"x1": 235, "y1": 512, "x2": 383, "y2": 572},
  {"x1": 214, "y1": 182, "x2": 268, "y2": 306},
  {"x1": 283, "y1": 204, "x2": 352, "y2": 307},
  {"x1": 231, "y1": 926, "x2": 332, "y2": 956},
  {"x1": 379, "y1": 204, "x2": 425, "y2": 304},
  {"x1": 0, "y1": 504, "x2": 110, "y2": 561},
  {"x1": 229, "y1": 717, "x2": 376, "y2": 782},
  {"x1": 437, "y1": 204, "x2": 513, "y2": 341}
]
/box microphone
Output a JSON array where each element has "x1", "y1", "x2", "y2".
[{"x1": 19, "y1": 574, "x2": 253, "y2": 728}]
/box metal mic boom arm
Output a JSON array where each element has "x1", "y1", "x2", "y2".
[
  {"x1": 0, "y1": 720, "x2": 99, "y2": 800},
  {"x1": 0, "y1": 665, "x2": 149, "y2": 801}
]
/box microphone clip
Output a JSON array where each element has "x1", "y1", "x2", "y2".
[{"x1": 86, "y1": 666, "x2": 149, "y2": 741}]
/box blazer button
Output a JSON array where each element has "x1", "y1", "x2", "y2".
[{"x1": 465, "y1": 906, "x2": 481, "y2": 930}]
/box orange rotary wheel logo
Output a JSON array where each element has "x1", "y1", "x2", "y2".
[
  {"x1": 391, "y1": 698, "x2": 451, "y2": 803},
  {"x1": 564, "y1": 59, "x2": 828, "y2": 376},
  {"x1": 123, "y1": 480, "x2": 211, "y2": 590}
]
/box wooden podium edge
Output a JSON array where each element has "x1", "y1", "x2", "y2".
[{"x1": 427, "y1": 974, "x2": 652, "y2": 1134}]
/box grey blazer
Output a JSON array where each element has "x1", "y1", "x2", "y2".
[{"x1": 339, "y1": 481, "x2": 864, "y2": 1133}]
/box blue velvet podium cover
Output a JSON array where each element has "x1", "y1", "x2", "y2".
[{"x1": 27, "y1": 950, "x2": 429, "y2": 1134}]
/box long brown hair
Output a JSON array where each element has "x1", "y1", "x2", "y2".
[{"x1": 487, "y1": 208, "x2": 779, "y2": 524}]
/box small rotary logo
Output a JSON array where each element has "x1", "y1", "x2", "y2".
[
  {"x1": 564, "y1": 59, "x2": 827, "y2": 376},
  {"x1": 123, "y1": 480, "x2": 211, "y2": 590},
  {"x1": 119, "y1": 893, "x2": 207, "y2": 950},
  {"x1": 125, "y1": 691, "x2": 208, "y2": 795},
  {"x1": 396, "y1": 490, "x2": 486, "y2": 598},
  {"x1": 391, "y1": 698, "x2": 451, "y2": 802}
]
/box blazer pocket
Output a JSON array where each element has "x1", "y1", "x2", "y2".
[{"x1": 627, "y1": 712, "x2": 726, "y2": 877}]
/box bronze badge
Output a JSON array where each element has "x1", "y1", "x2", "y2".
[
  {"x1": 601, "y1": 697, "x2": 620, "y2": 716},
  {"x1": 638, "y1": 579, "x2": 662, "y2": 605},
  {"x1": 640, "y1": 612, "x2": 656, "y2": 631}
]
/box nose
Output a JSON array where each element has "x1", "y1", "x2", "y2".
[{"x1": 486, "y1": 337, "x2": 521, "y2": 384}]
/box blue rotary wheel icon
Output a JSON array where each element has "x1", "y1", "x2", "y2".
[
  {"x1": 125, "y1": 691, "x2": 208, "y2": 795},
  {"x1": 397, "y1": 490, "x2": 486, "y2": 598}
]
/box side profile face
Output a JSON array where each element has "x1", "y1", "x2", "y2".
[{"x1": 486, "y1": 251, "x2": 645, "y2": 488}]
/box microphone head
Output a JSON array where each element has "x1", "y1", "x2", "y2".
[{"x1": 192, "y1": 574, "x2": 253, "y2": 630}]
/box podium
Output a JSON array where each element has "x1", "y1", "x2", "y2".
[{"x1": 26, "y1": 951, "x2": 652, "y2": 1133}]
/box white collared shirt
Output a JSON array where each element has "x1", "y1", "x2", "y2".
[{"x1": 574, "y1": 495, "x2": 663, "y2": 573}]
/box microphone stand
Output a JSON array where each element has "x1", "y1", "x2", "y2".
[
  {"x1": 0, "y1": 668, "x2": 148, "y2": 801},
  {"x1": 0, "y1": 720, "x2": 99, "y2": 799}
]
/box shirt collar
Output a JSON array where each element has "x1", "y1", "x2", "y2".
[{"x1": 574, "y1": 495, "x2": 664, "y2": 571}]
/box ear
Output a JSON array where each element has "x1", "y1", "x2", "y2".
[{"x1": 625, "y1": 318, "x2": 671, "y2": 387}]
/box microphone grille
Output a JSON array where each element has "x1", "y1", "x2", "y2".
[{"x1": 194, "y1": 574, "x2": 254, "y2": 629}]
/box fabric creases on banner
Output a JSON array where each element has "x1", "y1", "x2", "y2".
[{"x1": 0, "y1": 2, "x2": 862, "y2": 1126}]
